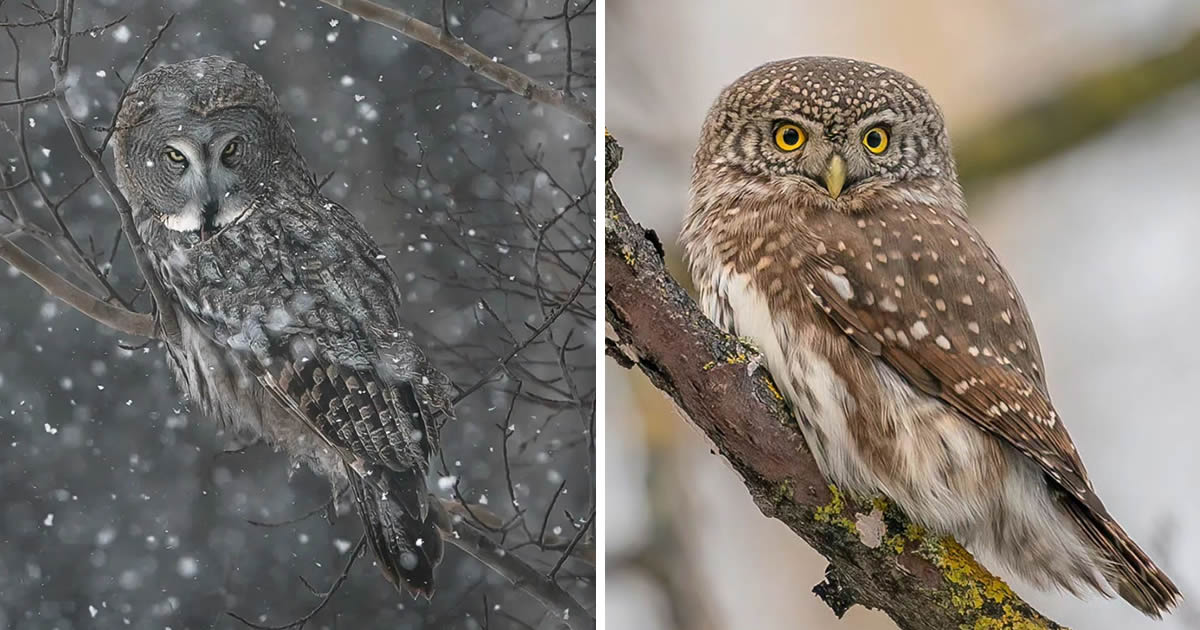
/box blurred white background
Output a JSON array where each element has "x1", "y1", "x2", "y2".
[{"x1": 605, "y1": 1, "x2": 1200, "y2": 628}]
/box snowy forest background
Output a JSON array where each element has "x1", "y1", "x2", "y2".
[{"x1": 0, "y1": 1, "x2": 595, "y2": 628}]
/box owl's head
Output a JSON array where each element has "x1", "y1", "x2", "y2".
[
  {"x1": 113, "y1": 56, "x2": 313, "y2": 234},
  {"x1": 693, "y1": 56, "x2": 960, "y2": 212}
]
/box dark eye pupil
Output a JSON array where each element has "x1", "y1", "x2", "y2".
[
  {"x1": 782, "y1": 128, "x2": 799, "y2": 145},
  {"x1": 867, "y1": 131, "x2": 882, "y2": 147}
]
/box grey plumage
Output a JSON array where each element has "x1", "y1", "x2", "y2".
[{"x1": 113, "y1": 56, "x2": 453, "y2": 595}]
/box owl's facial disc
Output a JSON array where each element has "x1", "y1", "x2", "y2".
[
  {"x1": 766, "y1": 118, "x2": 880, "y2": 200},
  {"x1": 116, "y1": 99, "x2": 286, "y2": 237},
  {"x1": 693, "y1": 57, "x2": 964, "y2": 214},
  {"x1": 158, "y1": 131, "x2": 254, "y2": 234}
]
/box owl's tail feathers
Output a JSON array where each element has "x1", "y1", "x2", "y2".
[
  {"x1": 346, "y1": 465, "x2": 446, "y2": 599},
  {"x1": 1068, "y1": 500, "x2": 1181, "y2": 617}
]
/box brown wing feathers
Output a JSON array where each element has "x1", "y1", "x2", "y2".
[
  {"x1": 801, "y1": 204, "x2": 1179, "y2": 613},
  {"x1": 802, "y1": 206, "x2": 1090, "y2": 496}
]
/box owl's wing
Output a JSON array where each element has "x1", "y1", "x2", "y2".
[
  {"x1": 183, "y1": 197, "x2": 451, "y2": 594},
  {"x1": 797, "y1": 203, "x2": 1098, "y2": 508},
  {"x1": 248, "y1": 328, "x2": 448, "y2": 596},
  {"x1": 234, "y1": 200, "x2": 448, "y2": 487},
  {"x1": 799, "y1": 203, "x2": 1183, "y2": 613},
  {"x1": 258, "y1": 331, "x2": 437, "y2": 507}
]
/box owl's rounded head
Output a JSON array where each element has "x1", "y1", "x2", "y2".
[
  {"x1": 114, "y1": 56, "x2": 314, "y2": 235},
  {"x1": 694, "y1": 56, "x2": 959, "y2": 210}
]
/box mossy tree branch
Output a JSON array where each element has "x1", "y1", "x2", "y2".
[{"x1": 604, "y1": 133, "x2": 1065, "y2": 630}]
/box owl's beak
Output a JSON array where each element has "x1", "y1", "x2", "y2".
[
  {"x1": 201, "y1": 199, "x2": 220, "y2": 231},
  {"x1": 822, "y1": 155, "x2": 846, "y2": 199}
]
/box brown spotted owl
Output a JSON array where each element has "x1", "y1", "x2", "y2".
[{"x1": 680, "y1": 56, "x2": 1180, "y2": 616}]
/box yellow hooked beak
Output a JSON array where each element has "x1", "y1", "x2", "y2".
[{"x1": 823, "y1": 154, "x2": 846, "y2": 199}]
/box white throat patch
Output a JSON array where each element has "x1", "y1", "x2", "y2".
[
  {"x1": 162, "y1": 202, "x2": 204, "y2": 232},
  {"x1": 159, "y1": 197, "x2": 255, "y2": 233}
]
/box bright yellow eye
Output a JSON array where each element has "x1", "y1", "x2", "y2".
[
  {"x1": 863, "y1": 127, "x2": 889, "y2": 154},
  {"x1": 773, "y1": 123, "x2": 805, "y2": 152},
  {"x1": 165, "y1": 148, "x2": 187, "y2": 164},
  {"x1": 222, "y1": 140, "x2": 239, "y2": 158}
]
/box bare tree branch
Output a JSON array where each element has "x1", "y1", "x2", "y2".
[
  {"x1": 317, "y1": 0, "x2": 595, "y2": 126},
  {"x1": 0, "y1": 237, "x2": 154, "y2": 337},
  {"x1": 443, "y1": 500, "x2": 594, "y2": 630},
  {"x1": 47, "y1": 2, "x2": 181, "y2": 343},
  {"x1": 227, "y1": 496, "x2": 594, "y2": 630},
  {"x1": 604, "y1": 133, "x2": 1064, "y2": 630},
  {"x1": 0, "y1": 90, "x2": 53, "y2": 106}
]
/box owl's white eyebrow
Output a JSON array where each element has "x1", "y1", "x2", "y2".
[
  {"x1": 210, "y1": 131, "x2": 240, "y2": 155},
  {"x1": 856, "y1": 111, "x2": 901, "y2": 128},
  {"x1": 767, "y1": 113, "x2": 823, "y2": 131},
  {"x1": 165, "y1": 138, "x2": 203, "y2": 166}
]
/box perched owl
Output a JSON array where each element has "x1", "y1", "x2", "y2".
[
  {"x1": 112, "y1": 57, "x2": 454, "y2": 596},
  {"x1": 681, "y1": 56, "x2": 1180, "y2": 616}
]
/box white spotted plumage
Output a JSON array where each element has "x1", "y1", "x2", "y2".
[{"x1": 683, "y1": 55, "x2": 1180, "y2": 616}]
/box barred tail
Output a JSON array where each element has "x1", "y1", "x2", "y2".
[
  {"x1": 1067, "y1": 500, "x2": 1181, "y2": 617},
  {"x1": 346, "y1": 464, "x2": 445, "y2": 598}
]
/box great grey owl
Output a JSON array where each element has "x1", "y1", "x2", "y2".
[
  {"x1": 681, "y1": 56, "x2": 1179, "y2": 616},
  {"x1": 113, "y1": 56, "x2": 454, "y2": 596}
]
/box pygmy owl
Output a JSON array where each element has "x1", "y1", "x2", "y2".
[
  {"x1": 681, "y1": 56, "x2": 1179, "y2": 616},
  {"x1": 113, "y1": 57, "x2": 454, "y2": 595}
]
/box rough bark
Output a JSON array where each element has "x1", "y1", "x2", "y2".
[{"x1": 604, "y1": 132, "x2": 1066, "y2": 630}]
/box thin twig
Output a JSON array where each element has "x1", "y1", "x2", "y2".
[
  {"x1": 537, "y1": 479, "x2": 568, "y2": 549},
  {"x1": 443, "y1": 504, "x2": 593, "y2": 630},
  {"x1": 47, "y1": 2, "x2": 181, "y2": 343},
  {"x1": 227, "y1": 535, "x2": 367, "y2": 629},
  {"x1": 454, "y1": 252, "x2": 595, "y2": 404},
  {"x1": 0, "y1": 89, "x2": 53, "y2": 106},
  {"x1": 547, "y1": 508, "x2": 592, "y2": 579},
  {"x1": 245, "y1": 498, "x2": 335, "y2": 528},
  {"x1": 317, "y1": 0, "x2": 594, "y2": 126},
  {"x1": 97, "y1": 13, "x2": 172, "y2": 153}
]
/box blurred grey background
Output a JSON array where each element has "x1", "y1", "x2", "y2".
[
  {"x1": 606, "y1": 1, "x2": 1200, "y2": 629},
  {"x1": 0, "y1": 0, "x2": 594, "y2": 628}
]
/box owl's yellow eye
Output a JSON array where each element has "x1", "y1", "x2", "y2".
[
  {"x1": 773, "y1": 123, "x2": 806, "y2": 152},
  {"x1": 863, "y1": 127, "x2": 889, "y2": 154},
  {"x1": 222, "y1": 140, "x2": 239, "y2": 158},
  {"x1": 165, "y1": 148, "x2": 187, "y2": 164}
]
